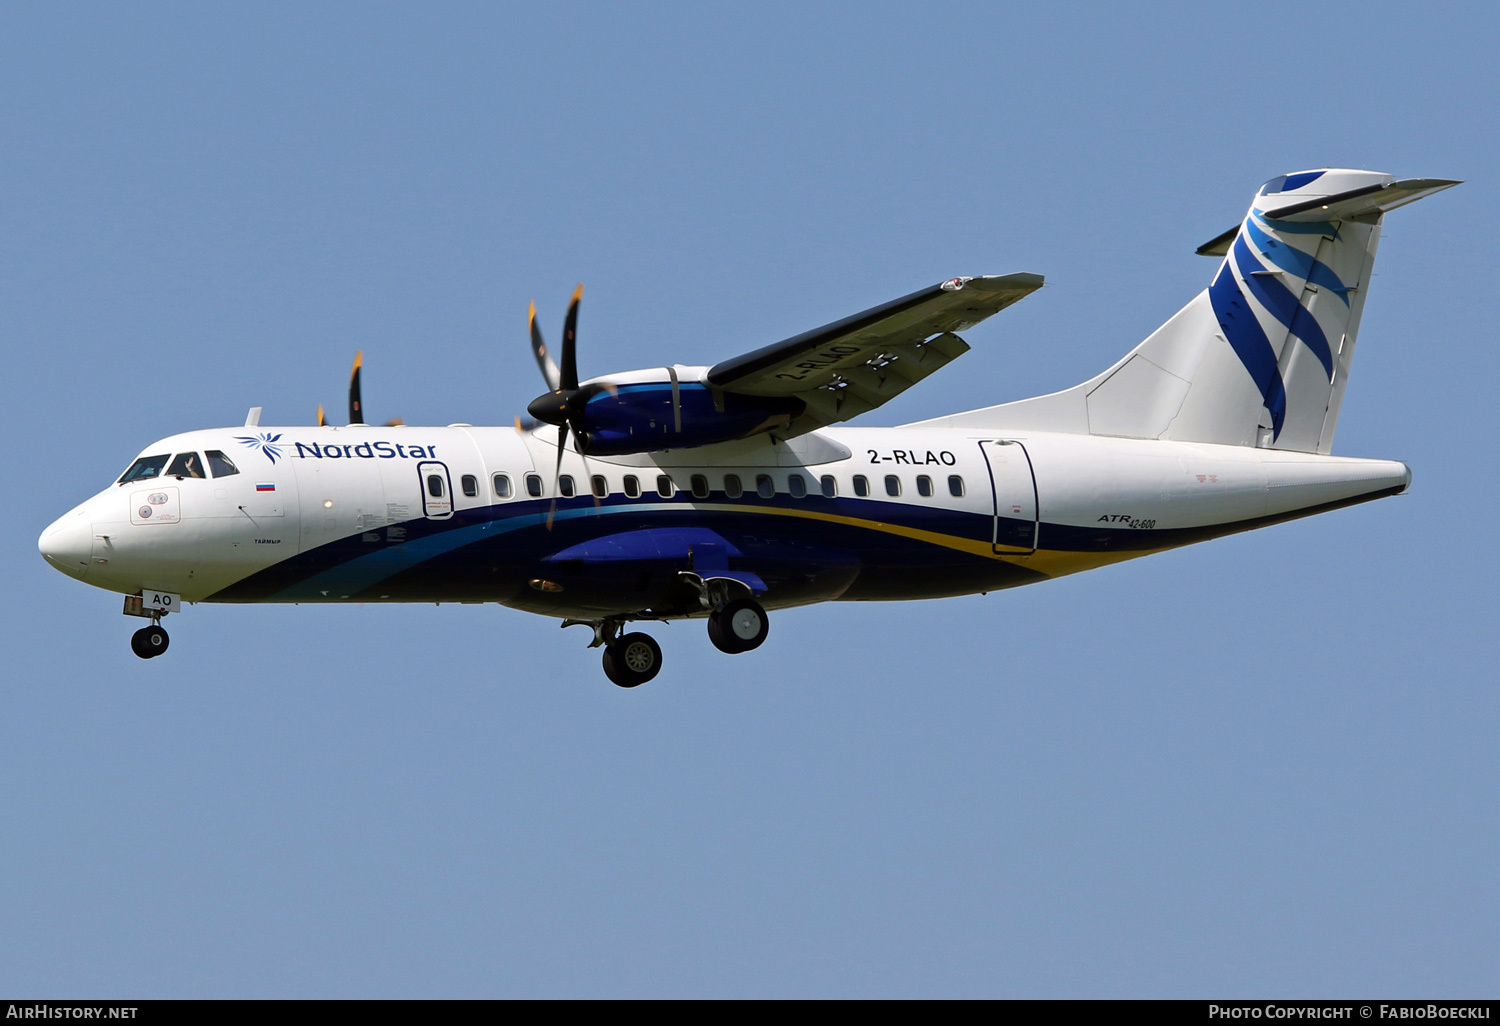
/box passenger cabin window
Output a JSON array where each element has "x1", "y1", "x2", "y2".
[
  {"x1": 623, "y1": 475, "x2": 641, "y2": 498},
  {"x1": 118, "y1": 454, "x2": 170, "y2": 485},
  {"x1": 525, "y1": 474, "x2": 543, "y2": 498},
  {"x1": 427, "y1": 474, "x2": 445, "y2": 498},
  {"x1": 461, "y1": 474, "x2": 478, "y2": 497},
  {"x1": 852, "y1": 475, "x2": 869, "y2": 497},
  {"x1": 205, "y1": 450, "x2": 239, "y2": 478},
  {"x1": 916, "y1": 475, "x2": 933, "y2": 497},
  {"x1": 948, "y1": 475, "x2": 965, "y2": 498},
  {"x1": 166, "y1": 452, "x2": 206, "y2": 479},
  {"x1": 885, "y1": 475, "x2": 901, "y2": 497},
  {"x1": 820, "y1": 475, "x2": 837, "y2": 498},
  {"x1": 756, "y1": 474, "x2": 775, "y2": 498},
  {"x1": 559, "y1": 475, "x2": 576, "y2": 498},
  {"x1": 690, "y1": 474, "x2": 709, "y2": 499},
  {"x1": 724, "y1": 474, "x2": 743, "y2": 499},
  {"x1": 592, "y1": 475, "x2": 608, "y2": 498},
  {"x1": 788, "y1": 474, "x2": 807, "y2": 498},
  {"x1": 656, "y1": 475, "x2": 675, "y2": 498},
  {"x1": 493, "y1": 473, "x2": 513, "y2": 498}
]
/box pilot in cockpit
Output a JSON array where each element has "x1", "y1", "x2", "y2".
[{"x1": 166, "y1": 452, "x2": 206, "y2": 479}]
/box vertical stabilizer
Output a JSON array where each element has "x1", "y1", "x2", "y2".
[{"x1": 915, "y1": 170, "x2": 1458, "y2": 451}]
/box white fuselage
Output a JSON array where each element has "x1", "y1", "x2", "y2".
[{"x1": 39, "y1": 422, "x2": 1409, "y2": 615}]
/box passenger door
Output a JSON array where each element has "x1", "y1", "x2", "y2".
[
  {"x1": 418, "y1": 461, "x2": 454, "y2": 520},
  {"x1": 978, "y1": 440, "x2": 1038, "y2": 553}
]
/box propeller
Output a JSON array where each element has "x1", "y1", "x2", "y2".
[
  {"x1": 349, "y1": 350, "x2": 364, "y2": 424},
  {"x1": 317, "y1": 352, "x2": 404, "y2": 426},
  {"x1": 525, "y1": 285, "x2": 615, "y2": 528}
]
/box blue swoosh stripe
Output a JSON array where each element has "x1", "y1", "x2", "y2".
[
  {"x1": 271, "y1": 501, "x2": 690, "y2": 600},
  {"x1": 1231, "y1": 233, "x2": 1334, "y2": 379},
  {"x1": 1250, "y1": 210, "x2": 1342, "y2": 240},
  {"x1": 1208, "y1": 262, "x2": 1286, "y2": 439},
  {"x1": 1243, "y1": 220, "x2": 1350, "y2": 305}
]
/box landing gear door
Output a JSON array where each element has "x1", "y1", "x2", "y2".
[
  {"x1": 418, "y1": 461, "x2": 454, "y2": 520},
  {"x1": 979, "y1": 440, "x2": 1038, "y2": 554}
]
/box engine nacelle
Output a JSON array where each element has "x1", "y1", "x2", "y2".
[{"x1": 575, "y1": 381, "x2": 804, "y2": 455}]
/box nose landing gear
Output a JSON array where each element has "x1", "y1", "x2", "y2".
[
  {"x1": 130, "y1": 623, "x2": 170, "y2": 659},
  {"x1": 123, "y1": 592, "x2": 178, "y2": 659}
]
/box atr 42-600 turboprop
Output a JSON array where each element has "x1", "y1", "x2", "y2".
[{"x1": 40, "y1": 169, "x2": 1456, "y2": 686}]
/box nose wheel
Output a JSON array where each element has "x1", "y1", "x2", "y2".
[
  {"x1": 602, "y1": 632, "x2": 662, "y2": 688},
  {"x1": 130, "y1": 624, "x2": 170, "y2": 659},
  {"x1": 708, "y1": 598, "x2": 768, "y2": 654}
]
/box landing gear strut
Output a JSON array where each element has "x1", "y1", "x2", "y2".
[
  {"x1": 707, "y1": 598, "x2": 768, "y2": 654},
  {"x1": 131, "y1": 623, "x2": 169, "y2": 659}
]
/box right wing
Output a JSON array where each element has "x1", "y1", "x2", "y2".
[{"x1": 705, "y1": 272, "x2": 1044, "y2": 436}]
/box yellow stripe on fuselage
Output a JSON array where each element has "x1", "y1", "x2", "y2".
[{"x1": 681, "y1": 502, "x2": 1172, "y2": 580}]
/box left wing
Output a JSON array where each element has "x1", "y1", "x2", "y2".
[{"x1": 705, "y1": 273, "x2": 1043, "y2": 436}]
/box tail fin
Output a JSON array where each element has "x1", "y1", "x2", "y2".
[{"x1": 919, "y1": 169, "x2": 1458, "y2": 451}]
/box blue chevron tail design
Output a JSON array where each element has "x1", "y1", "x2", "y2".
[
  {"x1": 1243, "y1": 219, "x2": 1351, "y2": 305},
  {"x1": 1231, "y1": 234, "x2": 1335, "y2": 379},
  {"x1": 1208, "y1": 262, "x2": 1286, "y2": 439}
]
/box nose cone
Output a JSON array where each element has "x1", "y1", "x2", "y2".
[{"x1": 39, "y1": 507, "x2": 93, "y2": 581}]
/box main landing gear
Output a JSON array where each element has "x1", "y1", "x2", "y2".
[
  {"x1": 563, "y1": 617, "x2": 665, "y2": 688},
  {"x1": 601, "y1": 633, "x2": 663, "y2": 688},
  {"x1": 707, "y1": 598, "x2": 769, "y2": 654},
  {"x1": 564, "y1": 597, "x2": 770, "y2": 688}
]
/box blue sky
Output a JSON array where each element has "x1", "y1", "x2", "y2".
[{"x1": 3, "y1": 3, "x2": 1496, "y2": 997}]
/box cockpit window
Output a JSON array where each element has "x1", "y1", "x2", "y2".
[
  {"x1": 118, "y1": 454, "x2": 170, "y2": 485},
  {"x1": 166, "y1": 452, "x2": 207, "y2": 479},
  {"x1": 205, "y1": 450, "x2": 239, "y2": 478}
]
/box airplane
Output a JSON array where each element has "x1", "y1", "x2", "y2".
[{"x1": 38, "y1": 168, "x2": 1457, "y2": 687}]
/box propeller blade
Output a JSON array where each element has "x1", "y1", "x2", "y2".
[
  {"x1": 317, "y1": 404, "x2": 325, "y2": 427},
  {"x1": 529, "y1": 301, "x2": 561, "y2": 393},
  {"x1": 384, "y1": 417, "x2": 404, "y2": 427},
  {"x1": 348, "y1": 351, "x2": 364, "y2": 424},
  {"x1": 667, "y1": 364, "x2": 682, "y2": 434},
  {"x1": 560, "y1": 283, "x2": 582, "y2": 391},
  {"x1": 546, "y1": 422, "x2": 569, "y2": 531}
]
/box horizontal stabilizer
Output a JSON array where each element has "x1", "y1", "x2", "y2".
[
  {"x1": 1195, "y1": 226, "x2": 1239, "y2": 258},
  {"x1": 1197, "y1": 177, "x2": 1461, "y2": 254},
  {"x1": 1263, "y1": 178, "x2": 1461, "y2": 222}
]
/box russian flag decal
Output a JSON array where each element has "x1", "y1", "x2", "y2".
[{"x1": 256, "y1": 482, "x2": 276, "y2": 492}]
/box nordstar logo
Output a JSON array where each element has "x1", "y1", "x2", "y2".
[{"x1": 235, "y1": 432, "x2": 284, "y2": 463}]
